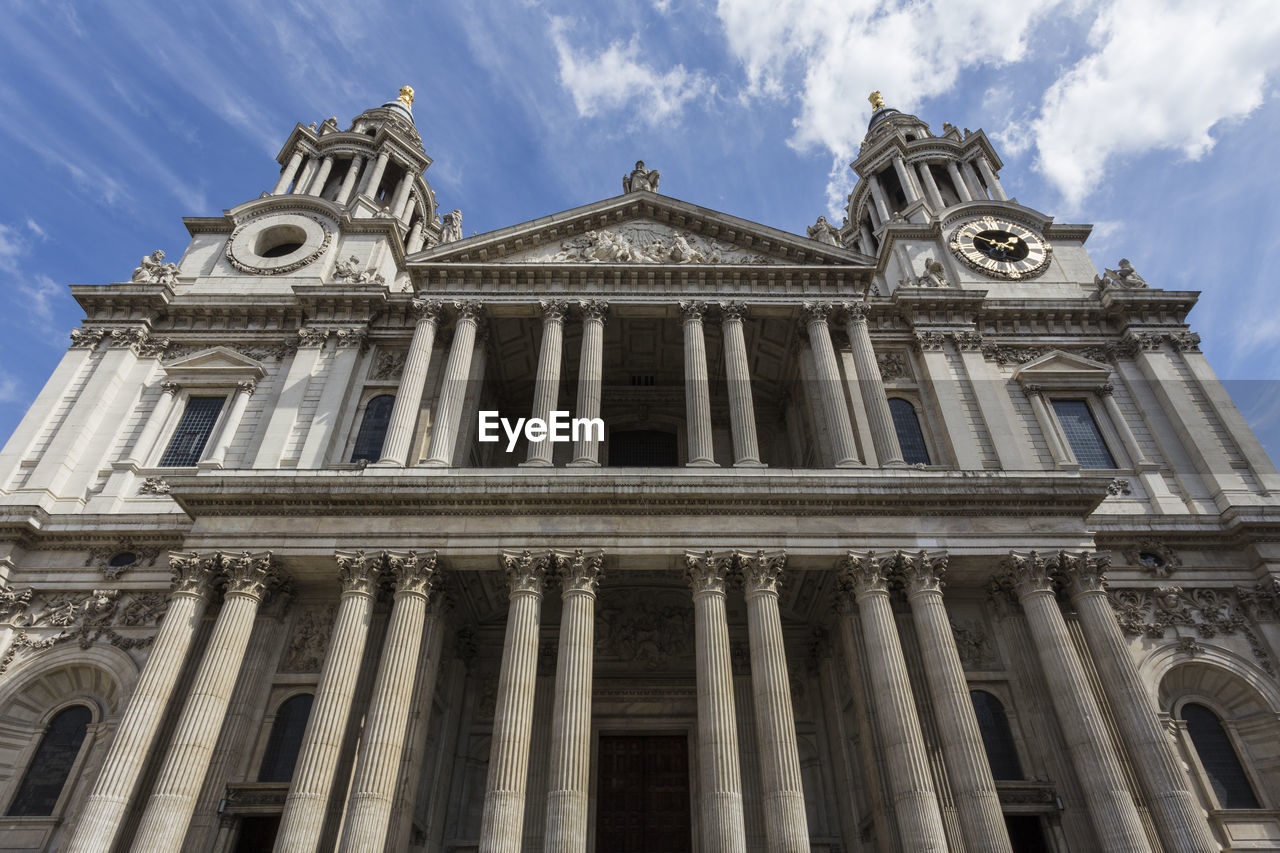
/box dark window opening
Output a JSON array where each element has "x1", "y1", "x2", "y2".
[
  {"x1": 1181, "y1": 702, "x2": 1260, "y2": 809},
  {"x1": 889, "y1": 398, "x2": 931, "y2": 465},
  {"x1": 159, "y1": 396, "x2": 225, "y2": 467},
  {"x1": 1003, "y1": 815, "x2": 1051, "y2": 853},
  {"x1": 630, "y1": 374, "x2": 656, "y2": 387},
  {"x1": 879, "y1": 166, "x2": 909, "y2": 213},
  {"x1": 261, "y1": 241, "x2": 302, "y2": 258},
  {"x1": 971, "y1": 690, "x2": 1023, "y2": 780},
  {"x1": 108, "y1": 552, "x2": 137, "y2": 568},
  {"x1": 930, "y1": 163, "x2": 962, "y2": 207},
  {"x1": 351, "y1": 395, "x2": 395, "y2": 463},
  {"x1": 1051, "y1": 399, "x2": 1117, "y2": 468},
  {"x1": 258, "y1": 694, "x2": 314, "y2": 783},
  {"x1": 609, "y1": 429, "x2": 678, "y2": 467},
  {"x1": 7, "y1": 705, "x2": 91, "y2": 815}
]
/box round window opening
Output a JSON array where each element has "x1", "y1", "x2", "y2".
[
  {"x1": 108, "y1": 552, "x2": 138, "y2": 568},
  {"x1": 255, "y1": 224, "x2": 307, "y2": 259},
  {"x1": 1138, "y1": 551, "x2": 1166, "y2": 569}
]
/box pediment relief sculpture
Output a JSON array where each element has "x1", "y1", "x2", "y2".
[{"x1": 514, "y1": 222, "x2": 776, "y2": 265}]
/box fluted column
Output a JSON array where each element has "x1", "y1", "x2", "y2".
[
  {"x1": 680, "y1": 302, "x2": 717, "y2": 466},
  {"x1": 1064, "y1": 555, "x2": 1219, "y2": 853},
  {"x1": 866, "y1": 174, "x2": 892, "y2": 222},
  {"x1": 424, "y1": 301, "x2": 483, "y2": 466},
  {"x1": 306, "y1": 155, "x2": 335, "y2": 196},
  {"x1": 946, "y1": 161, "x2": 973, "y2": 203},
  {"x1": 202, "y1": 379, "x2": 256, "y2": 468},
  {"x1": 843, "y1": 302, "x2": 903, "y2": 465},
  {"x1": 275, "y1": 551, "x2": 381, "y2": 853},
  {"x1": 123, "y1": 381, "x2": 180, "y2": 466},
  {"x1": 390, "y1": 174, "x2": 414, "y2": 218},
  {"x1": 273, "y1": 151, "x2": 305, "y2": 195},
  {"x1": 524, "y1": 301, "x2": 569, "y2": 467},
  {"x1": 406, "y1": 218, "x2": 426, "y2": 254},
  {"x1": 893, "y1": 155, "x2": 921, "y2": 203},
  {"x1": 976, "y1": 157, "x2": 1007, "y2": 201},
  {"x1": 917, "y1": 161, "x2": 945, "y2": 210},
  {"x1": 479, "y1": 550, "x2": 549, "y2": 853},
  {"x1": 993, "y1": 551, "x2": 1152, "y2": 853},
  {"x1": 66, "y1": 555, "x2": 218, "y2": 853},
  {"x1": 685, "y1": 550, "x2": 747, "y2": 853},
  {"x1": 570, "y1": 301, "x2": 607, "y2": 466},
  {"x1": 840, "y1": 551, "x2": 948, "y2": 851},
  {"x1": 720, "y1": 303, "x2": 762, "y2": 466},
  {"x1": 740, "y1": 550, "x2": 809, "y2": 852},
  {"x1": 338, "y1": 551, "x2": 441, "y2": 851},
  {"x1": 360, "y1": 151, "x2": 390, "y2": 198},
  {"x1": 802, "y1": 303, "x2": 859, "y2": 466},
  {"x1": 544, "y1": 550, "x2": 603, "y2": 853},
  {"x1": 377, "y1": 300, "x2": 443, "y2": 466},
  {"x1": 901, "y1": 551, "x2": 1012, "y2": 853},
  {"x1": 131, "y1": 552, "x2": 282, "y2": 853},
  {"x1": 961, "y1": 160, "x2": 986, "y2": 199},
  {"x1": 334, "y1": 155, "x2": 364, "y2": 205}
]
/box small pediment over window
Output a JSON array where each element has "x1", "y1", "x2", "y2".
[
  {"x1": 163, "y1": 346, "x2": 266, "y2": 381},
  {"x1": 1011, "y1": 350, "x2": 1111, "y2": 390}
]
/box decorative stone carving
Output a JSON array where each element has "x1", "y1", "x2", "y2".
[
  {"x1": 579, "y1": 299, "x2": 610, "y2": 321},
  {"x1": 69, "y1": 327, "x2": 107, "y2": 349},
  {"x1": 531, "y1": 222, "x2": 775, "y2": 265},
  {"x1": 917, "y1": 257, "x2": 951, "y2": 287},
  {"x1": 737, "y1": 549, "x2": 786, "y2": 593},
  {"x1": 336, "y1": 549, "x2": 383, "y2": 595},
  {"x1": 0, "y1": 585, "x2": 33, "y2": 626},
  {"x1": 371, "y1": 349, "x2": 407, "y2": 380},
  {"x1": 110, "y1": 328, "x2": 170, "y2": 358},
  {"x1": 441, "y1": 209, "x2": 463, "y2": 243},
  {"x1": 1107, "y1": 478, "x2": 1133, "y2": 497},
  {"x1": 807, "y1": 216, "x2": 842, "y2": 246},
  {"x1": 1123, "y1": 538, "x2": 1180, "y2": 577},
  {"x1": 595, "y1": 599, "x2": 694, "y2": 669},
  {"x1": 1236, "y1": 577, "x2": 1280, "y2": 622},
  {"x1": 225, "y1": 214, "x2": 333, "y2": 275},
  {"x1": 500, "y1": 549, "x2": 550, "y2": 595},
  {"x1": 539, "y1": 299, "x2": 570, "y2": 322},
  {"x1": 334, "y1": 327, "x2": 368, "y2": 349},
  {"x1": 452, "y1": 300, "x2": 485, "y2": 322},
  {"x1": 1167, "y1": 331, "x2": 1201, "y2": 352},
  {"x1": 622, "y1": 160, "x2": 659, "y2": 193},
  {"x1": 898, "y1": 549, "x2": 949, "y2": 594},
  {"x1": 951, "y1": 331, "x2": 983, "y2": 351},
  {"x1": 86, "y1": 539, "x2": 164, "y2": 580},
  {"x1": 1115, "y1": 332, "x2": 1164, "y2": 357},
  {"x1": 332, "y1": 255, "x2": 386, "y2": 286},
  {"x1": 1094, "y1": 258, "x2": 1148, "y2": 290},
  {"x1": 1108, "y1": 585, "x2": 1274, "y2": 673},
  {"x1": 131, "y1": 249, "x2": 180, "y2": 285},
  {"x1": 800, "y1": 301, "x2": 833, "y2": 325},
  {"x1": 684, "y1": 549, "x2": 734, "y2": 594},
  {"x1": 385, "y1": 549, "x2": 438, "y2": 596},
  {"x1": 950, "y1": 618, "x2": 996, "y2": 670},
  {"x1": 979, "y1": 343, "x2": 1110, "y2": 365},
  {"x1": 838, "y1": 550, "x2": 898, "y2": 595},
  {"x1": 170, "y1": 552, "x2": 220, "y2": 597},
  {"x1": 138, "y1": 477, "x2": 171, "y2": 495},
  {"x1": 554, "y1": 548, "x2": 603, "y2": 593},
  {"x1": 223, "y1": 551, "x2": 280, "y2": 600},
  {"x1": 877, "y1": 351, "x2": 910, "y2": 381},
  {"x1": 281, "y1": 604, "x2": 337, "y2": 672},
  {"x1": 297, "y1": 328, "x2": 331, "y2": 348},
  {"x1": 0, "y1": 586, "x2": 173, "y2": 673},
  {"x1": 913, "y1": 330, "x2": 946, "y2": 352}
]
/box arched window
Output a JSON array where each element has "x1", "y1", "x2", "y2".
[
  {"x1": 258, "y1": 693, "x2": 314, "y2": 783},
  {"x1": 1180, "y1": 702, "x2": 1260, "y2": 809},
  {"x1": 6, "y1": 704, "x2": 91, "y2": 815},
  {"x1": 889, "y1": 398, "x2": 930, "y2": 465},
  {"x1": 970, "y1": 690, "x2": 1023, "y2": 780},
  {"x1": 350, "y1": 395, "x2": 395, "y2": 463}
]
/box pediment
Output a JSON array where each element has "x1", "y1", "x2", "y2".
[
  {"x1": 408, "y1": 193, "x2": 874, "y2": 267},
  {"x1": 1011, "y1": 350, "x2": 1112, "y2": 388},
  {"x1": 163, "y1": 346, "x2": 266, "y2": 380}
]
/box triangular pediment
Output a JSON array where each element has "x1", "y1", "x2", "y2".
[
  {"x1": 1011, "y1": 350, "x2": 1112, "y2": 388},
  {"x1": 163, "y1": 346, "x2": 266, "y2": 379},
  {"x1": 408, "y1": 193, "x2": 874, "y2": 267}
]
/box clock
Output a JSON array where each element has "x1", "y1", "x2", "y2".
[{"x1": 948, "y1": 217, "x2": 1051, "y2": 280}]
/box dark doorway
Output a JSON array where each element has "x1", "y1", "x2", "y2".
[
  {"x1": 597, "y1": 734, "x2": 692, "y2": 853},
  {"x1": 233, "y1": 815, "x2": 281, "y2": 852},
  {"x1": 1004, "y1": 815, "x2": 1051, "y2": 852},
  {"x1": 608, "y1": 430, "x2": 678, "y2": 467}
]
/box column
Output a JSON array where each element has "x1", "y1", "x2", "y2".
[
  {"x1": 1023, "y1": 384, "x2": 1077, "y2": 468},
  {"x1": 201, "y1": 380, "x2": 255, "y2": 469},
  {"x1": 391, "y1": 175, "x2": 414, "y2": 219},
  {"x1": 801, "y1": 303, "x2": 859, "y2": 466},
  {"x1": 334, "y1": 155, "x2": 364, "y2": 205},
  {"x1": 123, "y1": 381, "x2": 180, "y2": 466},
  {"x1": 720, "y1": 303, "x2": 763, "y2": 466},
  {"x1": 272, "y1": 151, "x2": 304, "y2": 195},
  {"x1": 840, "y1": 551, "x2": 948, "y2": 851},
  {"x1": 1063, "y1": 555, "x2": 1219, "y2": 853},
  {"x1": 424, "y1": 301, "x2": 483, "y2": 466},
  {"x1": 478, "y1": 550, "x2": 548, "y2": 853},
  {"x1": 360, "y1": 151, "x2": 390, "y2": 198},
  {"x1": 901, "y1": 551, "x2": 1013, "y2": 853},
  {"x1": 544, "y1": 550, "x2": 604, "y2": 853},
  {"x1": 976, "y1": 157, "x2": 1007, "y2": 201},
  {"x1": 858, "y1": 223, "x2": 876, "y2": 256},
  {"x1": 569, "y1": 300, "x2": 607, "y2": 466},
  {"x1": 338, "y1": 551, "x2": 441, "y2": 851},
  {"x1": 993, "y1": 551, "x2": 1153, "y2": 853},
  {"x1": 65, "y1": 555, "x2": 219, "y2": 853},
  {"x1": 946, "y1": 161, "x2": 974, "y2": 203},
  {"x1": 293, "y1": 157, "x2": 317, "y2": 196},
  {"x1": 843, "y1": 302, "x2": 903, "y2": 465},
  {"x1": 680, "y1": 301, "x2": 716, "y2": 466},
  {"x1": 962, "y1": 160, "x2": 987, "y2": 199},
  {"x1": 306, "y1": 155, "x2": 335, "y2": 197},
  {"x1": 685, "y1": 550, "x2": 747, "y2": 853},
  {"x1": 253, "y1": 330, "x2": 327, "y2": 467},
  {"x1": 406, "y1": 218, "x2": 426, "y2": 254},
  {"x1": 866, "y1": 173, "x2": 892, "y2": 222},
  {"x1": 524, "y1": 301, "x2": 568, "y2": 467},
  {"x1": 377, "y1": 300, "x2": 443, "y2": 466},
  {"x1": 298, "y1": 330, "x2": 366, "y2": 468},
  {"x1": 1097, "y1": 384, "x2": 1150, "y2": 467},
  {"x1": 918, "y1": 161, "x2": 946, "y2": 210},
  {"x1": 131, "y1": 552, "x2": 281, "y2": 853},
  {"x1": 740, "y1": 550, "x2": 809, "y2": 852},
  {"x1": 274, "y1": 551, "x2": 381, "y2": 853},
  {"x1": 893, "y1": 155, "x2": 921, "y2": 203}
]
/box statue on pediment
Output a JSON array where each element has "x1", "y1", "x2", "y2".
[
  {"x1": 623, "y1": 160, "x2": 660, "y2": 194},
  {"x1": 441, "y1": 209, "x2": 463, "y2": 244},
  {"x1": 1095, "y1": 258, "x2": 1148, "y2": 289},
  {"x1": 807, "y1": 216, "x2": 842, "y2": 246},
  {"x1": 131, "y1": 249, "x2": 179, "y2": 285}
]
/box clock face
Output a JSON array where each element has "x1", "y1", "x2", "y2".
[{"x1": 949, "y1": 218, "x2": 1051, "y2": 279}]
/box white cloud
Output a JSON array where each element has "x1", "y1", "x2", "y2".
[
  {"x1": 0, "y1": 371, "x2": 20, "y2": 404},
  {"x1": 1030, "y1": 0, "x2": 1280, "y2": 209},
  {"x1": 550, "y1": 16, "x2": 711, "y2": 125},
  {"x1": 24, "y1": 218, "x2": 47, "y2": 241},
  {"x1": 17, "y1": 274, "x2": 64, "y2": 325},
  {"x1": 0, "y1": 224, "x2": 24, "y2": 273}
]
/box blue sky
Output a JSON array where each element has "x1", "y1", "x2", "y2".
[{"x1": 1, "y1": 0, "x2": 1277, "y2": 460}]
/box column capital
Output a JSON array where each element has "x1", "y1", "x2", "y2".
[
  {"x1": 1020, "y1": 382, "x2": 1043, "y2": 398},
  {"x1": 839, "y1": 549, "x2": 895, "y2": 596},
  {"x1": 914, "y1": 330, "x2": 946, "y2": 352},
  {"x1": 297, "y1": 327, "x2": 331, "y2": 348},
  {"x1": 335, "y1": 549, "x2": 382, "y2": 596},
  {"x1": 386, "y1": 549, "x2": 439, "y2": 597},
  {"x1": 842, "y1": 300, "x2": 871, "y2": 324},
  {"x1": 679, "y1": 300, "x2": 708, "y2": 322},
  {"x1": 801, "y1": 301, "x2": 833, "y2": 325},
  {"x1": 452, "y1": 299, "x2": 485, "y2": 322},
  {"x1": 991, "y1": 549, "x2": 1061, "y2": 599},
  {"x1": 235, "y1": 379, "x2": 257, "y2": 396},
  {"x1": 719, "y1": 301, "x2": 749, "y2": 322},
  {"x1": 160, "y1": 380, "x2": 182, "y2": 396},
  {"x1": 901, "y1": 549, "x2": 949, "y2": 596},
  {"x1": 684, "y1": 549, "x2": 734, "y2": 595},
  {"x1": 334, "y1": 327, "x2": 368, "y2": 349},
  {"x1": 554, "y1": 548, "x2": 603, "y2": 594},
  {"x1": 220, "y1": 550, "x2": 281, "y2": 601},
  {"x1": 578, "y1": 299, "x2": 610, "y2": 322},
  {"x1": 738, "y1": 549, "x2": 786, "y2": 595},
  {"x1": 501, "y1": 549, "x2": 550, "y2": 596},
  {"x1": 1060, "y1": 550, "x2": 1111, "y2": 597},
  {"x1": 538, "y1": 299, "x2": 570, "y2": 322},
  {"x1": 410, "y1": 298, "x2": 444, "y2": 322},
  {"x1": 168, "y1": 552, "x2": 220, "y2": 599}
]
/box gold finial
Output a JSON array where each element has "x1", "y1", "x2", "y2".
[
  {"x1": 397, "y1": 85, "x2": 415, "y2": 108},
  {"x1": 868, "y1": 90, "x2": 885, "y2": 111}
]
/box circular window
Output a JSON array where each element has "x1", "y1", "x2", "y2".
[
  {"x1": 107, "y1": 552, "x2": 137, "y2": 568},
  {"x1": 1138, "y1": 551, "x2": 1166, "y2": 570},
  {"x1": 255, "y1": 225, "x2": 307, "y2": 258},
  {"x1": 225, "y1": 213, "x2": 333, "y2": 275}
]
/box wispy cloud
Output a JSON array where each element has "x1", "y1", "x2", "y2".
[{"x1": 0, "y1": 371, "x2": 21, "y2": 404}]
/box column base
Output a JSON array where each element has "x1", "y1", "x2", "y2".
[
  {"x1": 566, "y1": 459, "x2": 600, "y2": 467},
  {"x1": 196, "y1": 460, "x2": 225, "y2": 470},
  {"x1": 732, "y1": 460, "x2": 767, "y2": 468},
  {"x1": 369, "y1": 458, "x2": 405, "y2": 468},
  {"x1": 518, "y1": 459, "x2": 554, "y2": 468},
  {"x1": 834, "y1": 459, "x2": 864, "y2": 468},
  {"x1": 685, "y1": 460, "x2": 720, "y2": 467},
  {"x1": 420, "y1": 459, "x2": 452, "y2": 467}
]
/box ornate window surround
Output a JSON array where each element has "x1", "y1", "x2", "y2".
[
  {"x1": 1, "y1": 699, "x2": 99, "y2": 821},
  {"x1": 1170, "y1": 694, "x2": 1271, "y2": 812},
  {"x1": 1011, "y1": 350, "x2": 1127, "y2": 472},
  {"x1": 886, "y1": 394, "x2": 937, "y2": 467},
  {"x1": 150, "y1": 348, "x2": 267, "y2": 469}
]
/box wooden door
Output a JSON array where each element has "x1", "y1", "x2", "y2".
[{"x1": 596, "y1": 734, "x2": 692, "y2": 853}]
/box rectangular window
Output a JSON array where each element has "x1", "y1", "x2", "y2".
[
  {"x1": 1051, "y1": 399, "x2": 1116, "y2": 469},
  {"x1": 158, "y1": 396, "x2": 225, "y2": 466}
]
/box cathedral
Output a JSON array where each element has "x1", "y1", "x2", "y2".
[{"x1": 0, "y1": 85, "x2": 1277, "y2": 853}]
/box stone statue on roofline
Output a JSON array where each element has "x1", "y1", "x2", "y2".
[
  {"x1": 623, "y1": 160, "x2": 659, "y2": 193},
  {"x1": 131, "y1": 249, "x2": 179, "y2": 285},
  {"x1": 1095, "y1": 258, "x2": 1149, "y2": 290},
  {"x1": 807, "y1": 216, "x2": 842, "y2": 246},
  {"x1": 441, "y1": 209, "x2": 463, "y2": 243}
]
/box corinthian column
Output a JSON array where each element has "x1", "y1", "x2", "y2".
[
  {"x1": 570, "y1": 301, "x2": 607, "y2": 466},
  {"x1": 840, "y1": 551, "x2": 947, "y2": 851},
  {"x1": 544, "y1": 550, "x2": 603, "y2": 853},
  {"x1": 131, "y1": 552, "x2": 282, "y2": 853},
  {"x1": 720, "y1": 303, "x2": 763, "y2": 466},
  {"x1": 992, "y1": 551, "x2": 1152, "y2": 853},
  {"x1": 66, "y1": 555, "x2": 218, "y2": 853},
  {"x1": 1063, "y1": 555, "x2": 1219, "y2": 853},
  {"x1": 802, "y1": 303, "x2": 860, "y2": 466},
  {"x1": 338, "y1": 551, "x2": 441, "y2": 852},
  {"x1": 479, "y1": 551, "x2": 549, "y2": 853},
  {"x1": 681, "y1": 302, "x2": 717, "y2": 466},
  {"x1": 900, "y1": 551, "x2": 1012, "y2": 853},
  {"x1": 425, "y1": 301, "x2": 483, "y2": 466},
  {"x1": 843, "y1": 302, "x2": 904, "y2": 465},
  {"x1": 685, "y1": 550, "x2": 747, "y2": 853},
  {"x1": 377, "y1": 300, "x2": 443, "y2": 466},
  {"x1": 524, "y1": 301, "x2": 569, "y2": 467},
  {"x1": 275, "y1": 551, "x2": 381, "y2": 853},
  {"x1": 740, "y1": 550, "x2": 809, "y2": 852}
]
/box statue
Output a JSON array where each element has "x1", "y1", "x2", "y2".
[
  {"x1": 806, "y1": 215, "x2": 842, "y2": 247},
  {"x1": 868, "y1": 90, "x2": 885, "y2": 110},
  {"x1": 1095, "y1": 258, "x2": 1149, "y2": 289},
  {"x1": 131, "y1": 249, "x2": 179, "y2": 285},
  {"x1": 397, "y1": 85, "x2": 415, "y2": 108},
  {"x1": 441, "y1": 209, "x2": 463, "y2": 243},
  {"x1": 919, "y1": 257, "x2": 950, "y2": 287},
  {"x1": 333, "y1": 255, "x2": 386, "y2": 286},
  {"x1": 623, "y1": 160, "x2": 659, "y2": 194}
]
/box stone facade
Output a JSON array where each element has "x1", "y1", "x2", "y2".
[{"x1": 0, "y1": 90, "x2": 1277, "y2": 853}]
